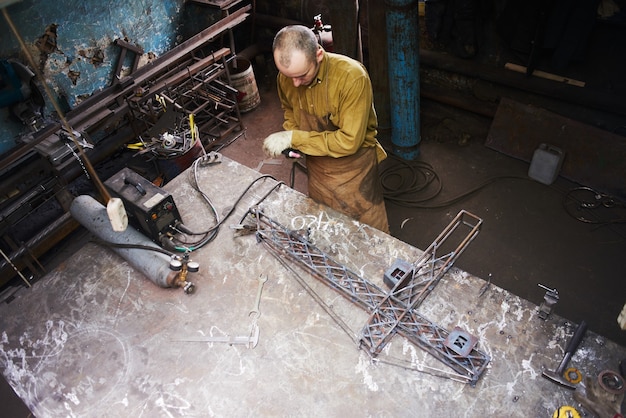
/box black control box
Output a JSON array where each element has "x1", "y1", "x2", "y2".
[{"x1": 104, "y1": 167, "x2": 182, "y2": 242}]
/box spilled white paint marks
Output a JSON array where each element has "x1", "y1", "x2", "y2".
[{"x1": 355, "y1": 353, "x2": 379, "y2": 391}]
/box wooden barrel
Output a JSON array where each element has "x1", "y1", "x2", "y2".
[{"x1": 229, "y1": 58, "x2": 261, "y2": 113}]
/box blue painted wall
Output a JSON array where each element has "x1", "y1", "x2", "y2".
[
  {"x1": 1, "y1": 0, "x2": 190, "y2": 106},
  {"x1": 0, "y1": 0, "x2": 218, "y2": 153}
]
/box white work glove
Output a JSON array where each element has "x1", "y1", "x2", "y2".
[{"x1": 263, "y1": 131, "x2": 293, "y2": 158}]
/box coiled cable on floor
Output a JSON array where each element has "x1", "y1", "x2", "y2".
[
  {"x1": 380, "y1": 154, "x2": 527, "y2": 209},
  {"x1": 562, "y1": 186, "x2": 626, "y2": 225},
  {"x1": 380, "y1": 156, "x2": 442, "y2": 206}
]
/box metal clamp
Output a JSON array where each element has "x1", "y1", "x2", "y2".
[{"x1": 537, "y1": 284, "x2": 559, "y2": 320}]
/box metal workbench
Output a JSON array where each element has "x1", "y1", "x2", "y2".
[{"x1": 0, "y1": 156, "x2": 624, "y2": 417}]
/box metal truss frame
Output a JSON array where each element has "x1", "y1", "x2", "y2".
[
  {"x1": 249, "y1": 208, "x2": 490, "y2": 385},
  {"x1": 360, "y1": 210, "x2": 482, "y2": 355}
]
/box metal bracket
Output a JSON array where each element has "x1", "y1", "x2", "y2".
[{"x1": 537, "y1": 283, "x2": 559, "y2": 320}]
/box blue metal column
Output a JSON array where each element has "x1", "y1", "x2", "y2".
[{"x1": 385, "y1": 0, "x2": 420, "y2": 160}]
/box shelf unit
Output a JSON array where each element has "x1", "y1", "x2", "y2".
[
  {"x1": 166, "y1": 55, "x2": 244, "y2": 147},
  {"x1": 126, "y1": 53, "x2": 245, "y2": 151}
]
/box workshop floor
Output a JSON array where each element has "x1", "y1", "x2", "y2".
[{"x1": 2, "y1": 61, "x2": 626, "y2": 416}]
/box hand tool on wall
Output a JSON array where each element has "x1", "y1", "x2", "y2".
[{"x1": 542, "y1": 320, "x2": 588, "y2": 389}]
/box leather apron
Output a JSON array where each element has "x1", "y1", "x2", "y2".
[{"x1": 299, "y1": 113, "x2": 390, "y2": 233}]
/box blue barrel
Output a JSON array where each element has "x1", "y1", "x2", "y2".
[{"x1": 386, "y1": 0, "x2": 420, "y2": 160}]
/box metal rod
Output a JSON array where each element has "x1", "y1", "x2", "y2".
[{"x1": 0, "y1": 248, "x2": 31, "y2": 288}]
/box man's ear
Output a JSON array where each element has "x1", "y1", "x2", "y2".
[{"x1": 316, "y1": 45, "x2": 324, "y2": 63}]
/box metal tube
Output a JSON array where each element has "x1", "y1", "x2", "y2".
[
  {"x1": 70, "y1": 195, "x2": 177, "y2": 289},
  {"x1": 385, "y1": 0, "x2": 421, "y2": 160}
]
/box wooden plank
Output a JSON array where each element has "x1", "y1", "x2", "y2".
[
  {"x1": 485, "y1": 97, "x2": 626, "y2": 198},
  {"x1": 504, "y1": 63, "x2": 586, "y2": 87}
]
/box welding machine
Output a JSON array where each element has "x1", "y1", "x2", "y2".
[{"x1": 104, "y1": 167, "x2": 182, "y2": 243}]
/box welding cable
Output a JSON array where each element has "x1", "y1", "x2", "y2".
[
  {"x1": 89, "y1": 239, "x2": 175, "y2": 257},
  {"x1": 159, "y1": 157, "x2": 222, "y2": 251},
  {"x1": 380, "y1": 156, "x2": 442, "y2": 204},
  {"x1": 185, "y1": 173, "x2": 280, "y2": 235},
  {"x1": 562, "y1": 186, "x2": 626, "y2": 225},
  {"x1": 160, "y1": 157, "x2": 228, "y2": 251},
  {"x1": 236, "y1": 180, "x2": 286, "y2": 225},
  {"x1": 167, "y1": 223, "x2": 215, "y2": 253},
  {"x1": 168, "y1": 161, "x2": 282, "y2": 251},
  {"x1": 380, "y1": 155, "x2": 528, "y2": 208}
]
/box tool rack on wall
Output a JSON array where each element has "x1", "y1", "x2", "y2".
[
  {"x1": 166, "y1": 55, "x2": 244, "y2": 148},
  {"x1": 125, "y1": 53, "x2": 245, "y2": 151}
]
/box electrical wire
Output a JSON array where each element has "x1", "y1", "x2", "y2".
[
  {"x1": 380, "y1": 154, "x2": 529, "y2": 209},
  {"x1": 562, "y1": 186, "x2": 626, "y2": 228},
  {"x1": 237, "y1": 180, "x2": 286, "y2": 225},
  {"x1": 164, "y1": 155, "x2": 282, "y2": 252},
  {"x1": 382, "y1": 156, "x2": 626, "y2": 240},
  {"x1": 89, "y1": 239, "x2": 175, "y2": 256}
]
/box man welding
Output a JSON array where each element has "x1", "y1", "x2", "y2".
[{"x1": 263, "y1": 25, "x2": 389, "y2": 233}]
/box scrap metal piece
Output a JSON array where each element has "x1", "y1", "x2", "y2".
[
  {"x1": 598, "y1": 369, "x2": 626, "y2": 395},
  {"x1": 445, "y1": 327, "x2": 479, "y2": 357},
  {"x1": 250, "y1": 207, "x2": 490, "y2": 385},
  {"x1": 174, "y1": 325, "x2": 260, "y2": 348},
  {"x1": 537, "y1": 284, "x2": 559, "y2": 320},
  {"x1": 564, "y1": 367, "x2": 583, "y2": 384},
  {"x1": 478, "y1": 273, "x2": 492, "y2": 297}
]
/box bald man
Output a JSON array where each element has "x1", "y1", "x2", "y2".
[{"x1": 263, "y1": 25, "x2": 389, "y2": 233}]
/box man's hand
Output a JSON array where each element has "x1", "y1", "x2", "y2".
[{"x1": 263, "y1": 131, "x2": 293, "y2": 157}]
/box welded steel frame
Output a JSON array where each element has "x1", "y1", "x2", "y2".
[
  {"x1": 360, "y1": 210, "x2": 482, "y2": 356},
  {"x1": 249, "y1": 208, "x2": 490, "y2": 385}
]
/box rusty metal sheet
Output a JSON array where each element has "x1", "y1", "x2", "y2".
[
  {"x1": 485, "y1": 97, "x2": 626, "y2": 198},
  {"x1": 0, "y1": 157, "x2": 624, "y2": 417}
]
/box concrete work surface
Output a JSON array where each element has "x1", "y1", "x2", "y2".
[{"x1": 0, "y1": 157, "x2": 625, "y2": 417}]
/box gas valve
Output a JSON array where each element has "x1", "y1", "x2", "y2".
[
  {"x1": 169, "y1": 254, "x2": 199, "y2": 294},
  {"x1": 312, "y1": 14, "x2": 333, "y2": 51}
]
